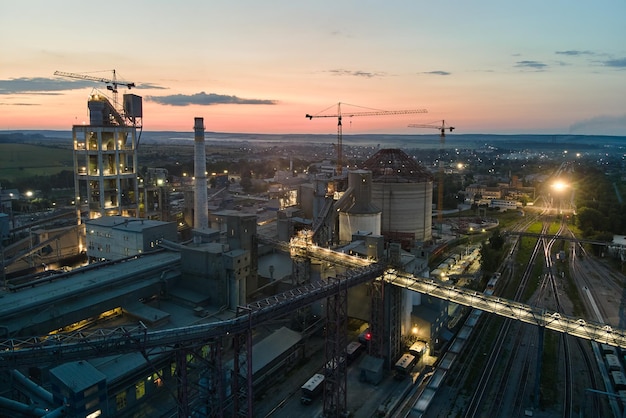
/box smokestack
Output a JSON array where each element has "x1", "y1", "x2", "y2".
[{"x1": 194, "y1": 117, "x2": 209, "y2": 230}]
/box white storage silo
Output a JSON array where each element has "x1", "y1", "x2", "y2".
[
  {"x1": 362, "y1": 149, "x2": 433, "y2": 246},
  {"x1": 338, "y1": 170, "x2": 381, "y2": 242}
]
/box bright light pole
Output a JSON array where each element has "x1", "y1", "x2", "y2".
[{"x1": 551, "y1": 180, "x2": 569, "y2": 215}]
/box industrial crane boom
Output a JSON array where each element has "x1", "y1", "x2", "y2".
[
  {"x1": 408, "y1": 120, "x2": 454, "y2": 137},
  {"x1": 53, "y1": 70, "x2": 135, "y2": 91},
  {"x1": 54, "y1": 70, "x2": 136, "y2": 112},
  {"x1": 306, "y1": 102, "x2": 428, "y2": 175},
  {"x1": 408, "y1": 120, "x2": 455, "y2": 224}
]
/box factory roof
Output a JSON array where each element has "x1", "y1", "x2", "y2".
[
  {"x1": 211, "y1": 210, "x2": 256, "y2": 218},
  {"x1": 226, "y1": 326, "x2": 302, "y2": 375},
  {"x1": 85, "y1": 216, "x2": 173, "y2": 232},
  {"x1": 362, "y1": 148, "x2": 433, "y2": 182},
  {"x1": 251, "y1": 326, "x2": 302, "y2": 374},
  {"x1": 50, "y1": 360, "x2": 106, "y2": 392},
  {"x1": 0, "y1": 251, "x2": 181, "y2": 335}
]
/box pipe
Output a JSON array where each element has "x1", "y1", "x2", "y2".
[
  {"x1": 10, "y1": 370, "x2": 54, "y2": 404},
  {"x1": 41, "y1": 405, "x2": 67, "y2": 418},
  {"x1": 0, "y1": 396, "x2": 47, "y2": 417}
]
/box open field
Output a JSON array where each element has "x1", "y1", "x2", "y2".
[{"x1": 0, "y1": 143, "x2": 73, "y2": 181}]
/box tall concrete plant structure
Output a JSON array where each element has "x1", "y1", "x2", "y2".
[
  {"x1": 72, "y1": 92, "x2": 142, "y2": 221},
  {"x1": 362, "y1": 149, "x2": 434, "y2": 248},
  {"x1": 193, "y1": 117, "x2": 209, "y2": 231}
]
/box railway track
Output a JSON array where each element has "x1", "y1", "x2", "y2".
[
  {"x1": 463, "y1": 217, "x2": 602, "y2": 418},
  {"x1": 462, "y1": 221, "x2": 547, "y2": 417},
  {"x1": 565, "y1": 226, "x2": 618, "y2": 417}
]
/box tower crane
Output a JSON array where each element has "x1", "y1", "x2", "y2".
[
  {"x1": 408, "y1": 120, "x2": 455, "y2": 224},
  {"x1": 306, "y1": 102, "x2": 428, "y2": 175},
  {"x1": 53, "y1": 70, "x2": 135, "y2": 109}
]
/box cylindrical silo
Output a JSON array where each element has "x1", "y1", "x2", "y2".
[
  {"x1": 362, "y1": 149, "x2": 433, "y2": 246},
  {"x1": 338, "y1": 170, "x2": 381, "y2": 242}
]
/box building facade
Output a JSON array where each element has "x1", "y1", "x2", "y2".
[
  {"x1": 85, "y1": 216, "x2": 177, "y2": 261},
  {"x1": 73, "y1": 93, "x2": 143, "y2": 221}
]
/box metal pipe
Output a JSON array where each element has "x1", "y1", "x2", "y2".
[
  {"x1": 11, "y1": 369, "x2": 54, "y2": 404},
  {"x1": 0, "y1": 395, "x2": 47, "y2": 417}
]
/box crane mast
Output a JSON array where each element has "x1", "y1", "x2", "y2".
[
  {"x1": 306, "y1": 102, "x2": 428, "y2": 175},
  {"x1": 408, "y1": 120, "x2": 455, "y2": 224}
]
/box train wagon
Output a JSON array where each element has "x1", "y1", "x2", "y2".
[
  {"x1": 611, "y1": 371, "x2": 626, "y2": 391},
  {"x1": 487, "y1": 272, "x2": 501, "y2": 290},
  {"x1": 605, "y1": 353, "x2": 622, "y2": 371},
  {"x1": 300, "y1": 373, "x2": 325, "y2": 405},
  {"x1": 346, "y1": 341, "x2": 364, "y2": 364},
  {"x1": 325, "y1": 355, "x2": 346, "y2": 376},
  {"x1": 394, "y1": 353, "x2": 417, "y2": 380}
]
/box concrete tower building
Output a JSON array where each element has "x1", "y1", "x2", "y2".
[{"x1": 73, "y1": 92, "x2": 143, "y2": 221}]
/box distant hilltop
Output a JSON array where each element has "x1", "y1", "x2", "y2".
[{"x1": 1, "y1": 130, "x2": 625, "y2": 151}]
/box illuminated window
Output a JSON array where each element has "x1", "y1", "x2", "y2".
[
  {"x1": 135, "y1": 381, "x2": 145, "y2": 400},
  {"x1": 115, "y1": 392, "x2": 127, "y2": 411},
  {"x1": 85, "y1": 398, "x2": 100, "y2": 410},
  {"x1": 84, "y1": 385, "x2": 98, "y2": 398}
]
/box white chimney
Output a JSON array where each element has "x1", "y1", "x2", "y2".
[{"x1": 194, "y1": 117, "x2": 209, "y2": 230}]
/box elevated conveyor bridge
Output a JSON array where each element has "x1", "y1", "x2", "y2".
[
  {"x1": 383, "y1": 269, "x2": 625, "y2": 347},
  {"x1": 2, "y1": 242, "x2": 626, "y2": 370}
]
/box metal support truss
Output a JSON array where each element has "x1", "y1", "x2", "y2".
[
  {"x1": 198, "y1": 338, "x2": 224, "y2": 418},
  {"x1": 292, "y1": 255, "x2": 311, "y2": 285},
  {"x1": 386, "y1": 282, "x2": 402, "y2": 366},
  {"x1": 323, "y1": 276, "x2": 348, "y2": 417},
  {"x1": 370, "y1": 279, "x2": 385, "y2": 359},
  {"x1": 233, "y1": 307, "x2": 253, "y2": 417},
  {"x1": 175, "y1": 348, "x2": 189, "y2": 418}
]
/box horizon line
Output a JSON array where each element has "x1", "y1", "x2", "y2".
[{"x1": 1, "y1": 129, "x2": 625, "y2": 138}]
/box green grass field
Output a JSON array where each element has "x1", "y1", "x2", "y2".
[{"x1": 0, "y1": 143, "x2": 73, "y2": 181}]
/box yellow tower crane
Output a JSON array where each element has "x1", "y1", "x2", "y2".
[
  {"x1": 408, "y1": 120, "x2": 455, "y2": 224},
  {"x1": 306, "y1": 102, "x2": 428, "y2": 175},
  {"x1": 54, "y1": 70, "x2": 136, "y2": 110}
]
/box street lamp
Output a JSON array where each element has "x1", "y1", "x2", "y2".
[
  {"x1": 552, "y1": 180, "x2": 567, "y2": 193},
  {"x1": 551, "y1": 180, "x2": 569, "y2": 215}
]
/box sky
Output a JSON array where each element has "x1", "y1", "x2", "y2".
[{"x1": 1, "y1": 0, "x2": 625, "y2": 136}]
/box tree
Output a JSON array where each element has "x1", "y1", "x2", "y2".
[
  {"x1": 480, "y1": 242, "x2": 500, "y2": 274},
  {"x1": 239, "y1": 168, "x2": 252, "y2": 192},
  {"x1": 575, "y1": 207, "x2": 606, "y2": 236},
  {"x1": 490, "y1": 228, "x2": 505, "y2": 250}
]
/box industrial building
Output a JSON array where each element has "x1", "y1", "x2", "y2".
[
  {"x1": 0, "y1": 84, "x2": 456, "y2": 417},
  {"x1": 85, "y1": 216, "x2": 177, "y2": 261},
  {"x1": 72, "y1": 91, "x2": 143, "y2": 222}
]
